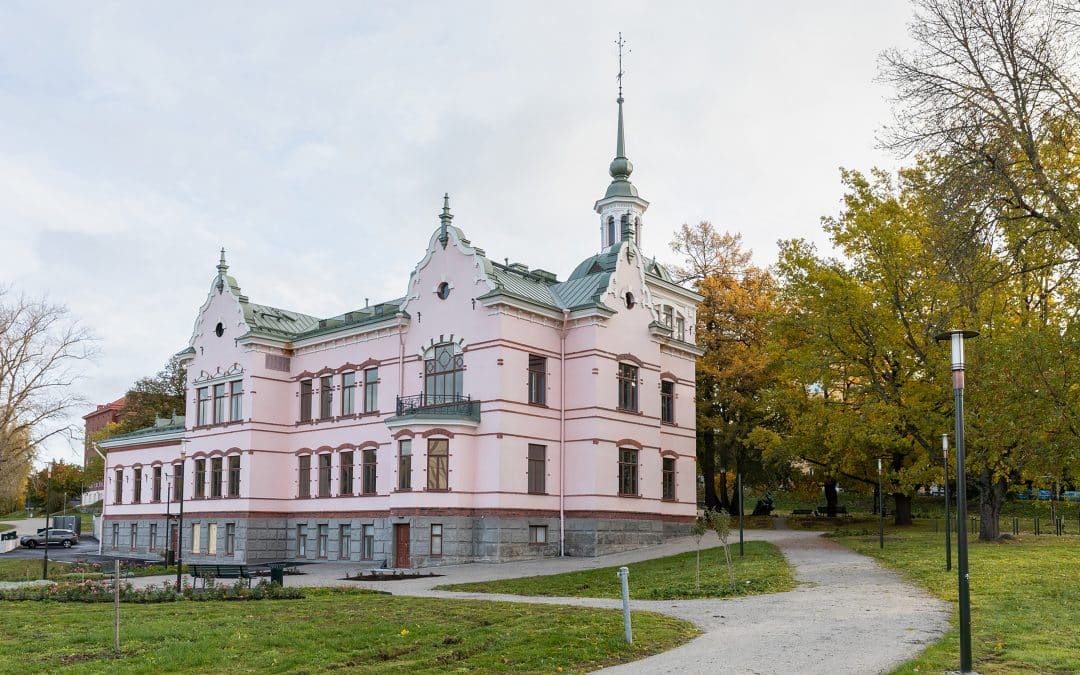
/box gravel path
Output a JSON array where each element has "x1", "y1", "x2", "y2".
[{"x1": 122, "y1": 527, "x2": 950, "y2": 673}]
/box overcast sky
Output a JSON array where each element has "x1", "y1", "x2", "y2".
[{"x1": 1, "y1": 1, "x2": 915, "y2": 466}]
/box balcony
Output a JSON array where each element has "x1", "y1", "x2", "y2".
[{"x1": 386, "y1": 394, "x2": 481, "y2": 427}]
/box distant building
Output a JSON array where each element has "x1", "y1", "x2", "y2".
[
  {"x1": 82, "y1": 397, "x2": 126, "y2": 467},
  {"x1": 99, "y1": 89, "x2": 703, "y2": 567}
]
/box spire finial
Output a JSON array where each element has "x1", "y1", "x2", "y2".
[
  {"x1": 217, "y1": 248, "x2": 228, "y2": 274},
  {"x1": 439, "y1": 193, "x2": 453, "y2": 249},
  {"x1": 616, "y1": 32, "x2": 629, "y2": 102}
]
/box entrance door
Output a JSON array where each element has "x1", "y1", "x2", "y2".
[{"x1": 394, "y1": 524, "x2": 410, "y2": 568}]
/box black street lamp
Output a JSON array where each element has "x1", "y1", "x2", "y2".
[
  {"x1": 43, "y1": 462, "x2": 53, "y2": 579},
  {"x1": 936, "y1": 329, "x2": 978, "y2": 674},
  {"x1": 943, "y1": 433, "x2": 952, "y2": 571},
  {"x1": 175, "y1": 450, "x2": 186, "y2": 592},
  {"x1": 737, "y1": 466, "x2": 744, "y2": 557},
  {"x1": 877, "y1": 458, "x2": 884, "y2": 549}
]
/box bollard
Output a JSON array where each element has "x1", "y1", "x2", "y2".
[
  {"x1": 1035, "y1": 516, "x2": 1040, "y2": 536},
  {"x1": 617, "y1": 566, "x2": 632, "y2": 645}
]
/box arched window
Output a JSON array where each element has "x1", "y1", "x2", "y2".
[
  {"x1": 424, "y1": 343, "x2": 464, "y2": 402},
  {"x1": 607, "y1": 216, "x2": 615, "y2": 247},
  {"x1": 620, "y1": 214, "x2": 630, "y2": 241},
  {"x1": 634, "y1": 218, "x2": 641, "y2": 246}
]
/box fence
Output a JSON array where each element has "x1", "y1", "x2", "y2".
[{"x1": 931, "y1": 514, "x2": 1080, "y2": 536}]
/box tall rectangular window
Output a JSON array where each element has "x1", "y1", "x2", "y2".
[
  {"x1": 361, "y1": 524, "x2": 374, "y2": 560},
  {"x1": 662, "y1": 457, "x2": 676, "y2": 501},
  {"x1": 318, "y1": 454, "x2": 331, "y2": 498},
  {"x1": 430, "y1": 524, "x2": 443, "y2": 557},
  {"x1": 213, "y1": 383, "x2": 226, "y2": 424},
  {"x1": 173, "y1": 464, "x2": 183, "y2": 501},
  {"x1": 528, "y1": 355, "x2": 546, "y2": 405},
  {"x1": 196, "y1": 387, "x2": 210, "y2": 425},
  {"x1": 111, "y1": 523, "x2": 119, "y2": 550},
  {"x1": 152, "y1": 466, "x2": 162, "y2": 502},
  {"x1": 661, "y1": 380, "x2": 675, "y2": 424},
  {"x1": 296, "y1": 525, "x2": 307, "y2": 557},
  {"x1": 194, "y1": 459, "x2": 206, "y2": 499},
  {"x1": 133, "y1": 467, "x2": 142, "y2": 503},
  {"x1": 299, "y1": 380, "x2": 313, "y2": 422},
  {"x1": 114, "y1": 469, "x2": 123, "y2": 504},
  {"x1": 339, "y1": 524, "x2": 351, "y2": 559},
  {"x1": 617, "y1": 363, "x2": 638, "y2": 412},
  {"x1": 662, "y1": 305, "x2": 674, "y2": 328},
  {"x1": 207, "y1": 523, "x2": 218, "y2": 555},
  {"x1": 225, "y1": 523, "x2": 236, "y2": 555},
  {"x1": 298, "y1": 455, "x2": 311, "y2": 498},
  {"x1": 427, "y1": 439, "x2": 449, "y2": 490},
  {"x1": 317, "y1": 524, "x2": 328, "y2": 558},
  {"x1": 319, "y1": 376, "x2": 333, "y2": 419},
  {"x1": 676, "y1": 316, "x2": 686, "y2": 341},
  {"x1": 527, "y1": 444, "x2": 546, "y2": 494},
  {"x1": 149, "y1": 523, "x2": 158, "y2": 552},
  {"x1": 364, "y1": 368, "x2": 379, "y2": 413},
  {"x1": 529, "y1": 525, "x2": 548, "y2": 544},
  {"x1": 129, "y1": 523, "x2": 137, "y2": 550},
  {"x1": 227, "y1": 455, "x2": 241, "y2": 497},
  {"x1": 362, "y1": 448, "x2": 377, "y2": 495},
  {"x1": 230, "y1": 380, "x2": 243, "y2": 421},
  {"x1": 618, "y1": 448, "x2": 639, "y2": 496},
  {"x1": 339, "y1": 451, "x2": 354, "y2": 495},
  {"x1": 398, "y1": 440, "x2": 412, "y2": 490},
  {"x1": 341, "y1": 372, "x2": 356, "y2": 415},
  {"x1": 210, "y1": 457, "x2": 223, "y2": 498},
  {"x1": 192, "y1": 523, "x2": 202, "y2": 554}
]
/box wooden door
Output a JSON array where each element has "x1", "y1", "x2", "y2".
[{"x1": 394, "y1": 524, "x2": 410, "y2": 568}]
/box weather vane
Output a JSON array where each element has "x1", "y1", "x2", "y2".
[{"x1": 616, "y1": 32, "x2": 629, "y2": 100}]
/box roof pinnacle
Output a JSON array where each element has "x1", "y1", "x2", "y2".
[
  {"x1": 605, "y1": 34, "x2": 635, "y2": 194},
  {"x1": 439, "y1": 193, "x2": 453, "y2": 249},
  {"x1": 217, "y1": 248, "x2": 228, "y2": 274}
]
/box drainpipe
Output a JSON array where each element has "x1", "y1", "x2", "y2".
[
  {"x1": 559, "y1": 309, "x2": 570, "y2": 556},
  {"x1": 92, "y1": 442, "x2": 106, "y2": 555},
  {"x1": 397, "y1": 313, "x2": 406, "y2": 399}
]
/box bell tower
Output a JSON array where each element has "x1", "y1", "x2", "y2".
[{"x1": 595, "y1": 33, "x2": 649, "y2": 250}]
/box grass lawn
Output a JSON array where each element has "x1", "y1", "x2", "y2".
[
  {"x1": 838, "y1": 528, "x2": 1080, "y2": 673},
  {"x1": 0, "y1": 559, "x2": 185, "y2": 582},
  {"x1": 437, "y1": 541, "x2": 794, "y2": 600},
  {"x1": 0, "y1": 588, "x2": 697, "y2": 673},
  {"x1": 0, "y1": 523, "x2": 11, "y2": 532}
]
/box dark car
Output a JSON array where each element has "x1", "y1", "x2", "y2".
[{"x1": 19, "y1": 528, "x2": 79, "y2": 548}]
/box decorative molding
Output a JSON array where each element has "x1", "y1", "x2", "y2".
[
  {"x1": 614, "y1": 438, "x2": 644, "y2": 450},
  {"x1": 420, "y1": 428, "x2": 455, "y2": 439}
]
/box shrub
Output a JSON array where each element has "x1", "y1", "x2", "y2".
[{"x1": 0, "y1": 580, "x2": 304, "y2": 603}]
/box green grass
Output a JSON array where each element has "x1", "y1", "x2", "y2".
[
  {"x1": 0, "y1": 523, "x2": 11, "y2": 532},
  {"x1": 0, "y1": 559, "x2": 187, "y2": 582},
  {"x1": 837, "y1": 528, "x2": 1080, "y2": 673},
  {"x1": 0, "y1": 588, "x2": 697, "y2": 673},
  {"x1": 437, "y1": 542, "x2": 795, "y2": 600}
]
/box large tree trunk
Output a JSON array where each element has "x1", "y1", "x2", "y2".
[
  {"x1": 719, "y1": 467, "x2": 730, "y2": 512},
  {"x1": 892, "y1": 493, "x2": 913, "y2": 526},
  {"x1": 824, "y1": 479, "x2": 839, "y2": 517},
  {"x1": 699, "y1": 430, "x2": 721, "y2": 511},
  {"x1": 978, "y1": 468, "x2": 1005, "y2": 540}
]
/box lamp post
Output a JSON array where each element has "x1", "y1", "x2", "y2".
[
  {"x1": 175, "y1": 450, "x2": 186, "y2": 592},
  {"x1": 164, "y1": 476, "x2": 172, "y2": 567},
  {"x1": 877, "y1": 458, "x2": 884, "y2": 549},
  {"x1": 737, "y1": 469, "x2": 744, "y2": 557},
  {"x1": 943, "y1": 433, "x2": 952, "y2": 571},
  {"x1": 43, "y1": 462, "x2": 53, "y2": 579},
  {"x1": 936, "y1": 329, "x2": 978, "y2": 674}
]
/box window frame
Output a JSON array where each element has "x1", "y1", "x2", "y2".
[
  {"x1": 296, "y1": 524, "x2": 307, "y2": 557},
  {"x1": 317, "y1": 453, "x2": 332, "y2": 498},
  {"x1": 528, "y1": 355, "x2": 547, "y2": 405},
  {"x1": 319, "y1": 376, "x2": 334, "y2": 420},
  {"x1": 299, "y1": 379, "x2": 313, "y2": 422},
  {"x1": 398, "y1": 440, "x2": 412, "y2": 491},
  {"x1": 213, "y1": 383, "x2": 227, "y2": 424},
  {"x1": 529, "y1": 525, "x2": 548, "y2": 544},
  {"x1": 617, "y1": 363, "x2": 639, "y2": 412},
  {"x1": 207, "y1": 523, "x2": 218, "y2": 555},
  {"x1": 210, "y1": 457, "x2": 223, "y2": 498},
  {"x1": 227, "y1": 455, "x2": 241, "y2": 497},
  {"x1": 662, "y1": 456, "x2": 676, "y2": 501},
  {"x1": 424, "y1": 344, "x2": 464, "y2": 402},
  {"x1": 194, "y1": 459, "x2": 206, "y2": 499},
  {"x1": 149, "y1": 523, "x2": 158, "y2": 552},
  {"x1": 361, "y1": 448, "x2": 377, "y2": 495},
  {"x1": 426, "y1": 438, "x2": 449, "y2": 491},
  {"x1": 196, "y1": 387, "x2": 210, "y2": 426},
  {"x1": 339, "y1": 524, "x2": 351, "y2": 559},
  {"x1": 339, "y1": 451, "x2": 354, "y2": 496},
  {"x1": 361, "y1": 524, "x2": 374, "y2": 560},
  {"x1": 230, "y1": 379, "x2": 243, "y2": 421},
  {"x1": 225, "y1": 523, "x2": 236, "y2": 556},
  {"x1": 527, "y1": 444, "x2": 546, "y2": 494},
  {"x1": 133, "y1": 467, "x2": 142, "y2": 504},
  {"x1": 114, "y1": 468, "x2": 122, "y2": 504},
  {"x1": 152, "y1": 465, "x2": 162, "y2": 502},
  {"x1": 341, "y1": 371, "x2": 356, "y2": 415},
  {"x1": 660, "y1": 380, "x2": 675, "y2": 424},
  {"x1": 317, "y1": 524, "x2": 328, "y2": 559},
  {"x1": 129, "y1": 523, "x2": 137, "y2": 551},
  {"x1": 430, "y1": 523, "x2": 443, "y2": 557},
  {"x1": 618, "y1": 447, "x2": 639, "y2": 496},
  {"x1": 363, "y1": 368, "x2": 379, "y2": 413},
  {"x1": 192, "y1": 523, "x2": 202, "y2": 554},
  {"x1": 298, "y1": 455, "x2": 311, "y2": 499}
]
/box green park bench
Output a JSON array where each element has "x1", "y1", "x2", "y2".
[
  {"x1": 815, "y1": 505, "x2": 848, "y2": 516},
  {"x1": 189, "y1": 564, "x2": 253, "y2": 588},
  {"x1": 791, "y1": 509, "x2": 814, "y2": 516}
]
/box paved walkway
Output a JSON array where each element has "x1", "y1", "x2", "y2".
[{"x1": 126, "y1": 527, "x2": 949, "y2": 673}]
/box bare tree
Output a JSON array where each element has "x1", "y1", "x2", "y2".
[
  {"x1": 0, "y1": 287, "x2": 96, "y2": 479},
  {"x1": 880, "y1": 0, "x2": 1080, "y2": 252},
  {"x1": 668, "y1": 222, "x2": 753, "y2": 286}
]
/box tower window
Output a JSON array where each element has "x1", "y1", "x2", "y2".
[
  {"x1": 607, "y1": 217, "x2": 615, "y2": 247},
  {"x1": 620, "y1": 214, "x2": 630, "y2": 241},
  {"x1": 634, "y1": 218, "x2": 641, "y2": 246}
]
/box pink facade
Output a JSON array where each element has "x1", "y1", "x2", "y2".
[{"x1": 100, "y1": 97, "x2": 702, "y2": 566}]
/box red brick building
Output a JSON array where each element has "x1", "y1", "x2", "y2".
[{"x1": 82, "y1": 397, "x2": 126, "y2": 466}]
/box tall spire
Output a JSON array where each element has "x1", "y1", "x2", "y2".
[
  {"x1": 439, "y1": 193, "x2": 453, "y2": 249},
  {"x1": 606, "y1": 33, "x2": 636, "y2": 197},
  {"x1": 217, "y1": 248, "x2": 228, "y2": 274}
]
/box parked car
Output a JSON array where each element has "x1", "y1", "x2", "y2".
[{"x1": 19, "y1": 528, "x2": 79, "y2": 548}]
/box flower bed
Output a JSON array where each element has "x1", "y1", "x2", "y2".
[{"x1": 0, "y1": 579, "x2": 303, "y2": 603}]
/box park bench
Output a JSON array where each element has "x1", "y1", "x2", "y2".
[
  {"x1": 189, "y1": 564, "x2": 253, "y2": 588},
  {"x1": 791, "y1": 509, "x2": 814, "y2": 516},
  {"x1": 815, "y1": 505, "x2": 848, "y2": 516}
]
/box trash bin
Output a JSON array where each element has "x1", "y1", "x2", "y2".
[{"x1": 269, "y1": 563, "x2": 284, "y2": 586}]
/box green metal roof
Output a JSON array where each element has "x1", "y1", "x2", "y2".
[
  {"x1": 98, "y1": 422, "x2": 185, "y2": 445},
  {"x1": 243, "y1": 302, "x2": 322, "y2": 339}
]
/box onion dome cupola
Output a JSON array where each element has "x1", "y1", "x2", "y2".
[{"x1": 595, "y1": 33, "x2": 649, "y2": 251}]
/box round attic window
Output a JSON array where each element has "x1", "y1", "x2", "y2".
[
  {"x1": 437, "y1": 282, "x2": 451, "y2": 300},
  {"x1": 215, "y1": 322, "x2": 225, "y2": 337},
  {"x1": 624, "y1": 292, "x2": 635, "y2": 309}
]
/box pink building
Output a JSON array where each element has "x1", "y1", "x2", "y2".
[{"x1": 99, "y1": 94, "x2": 703, "y2": 566}]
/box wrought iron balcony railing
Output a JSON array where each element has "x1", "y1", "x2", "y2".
[{"x1": 394, "y1": 394, "x2": 480, "y2": 422}]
